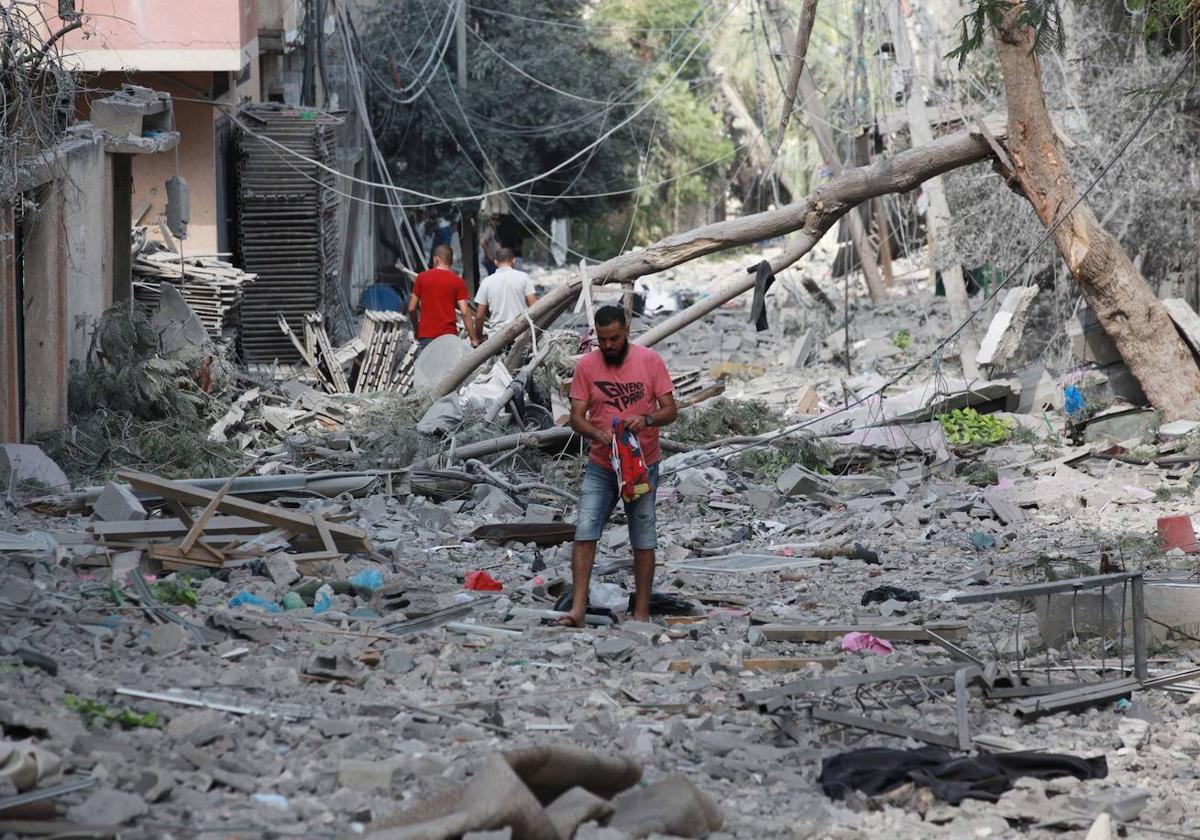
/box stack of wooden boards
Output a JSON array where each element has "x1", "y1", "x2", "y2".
[
  {"x1": 90, "y1": 471, "x2": 372, "y2": 576},
  {"x1": 132, "y1": 246, "x2": 256, "y2": 340},
  {"x1": 279, "y1": 310, "x2": 418, "y2": 396}
]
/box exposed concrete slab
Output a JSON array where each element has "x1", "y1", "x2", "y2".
[
  {"x1": 151, "y1": 282, "x2": 209, "y2": 359},
  {"x1": 976, "y1": 286, "x2": 1038, "y2": 369}
]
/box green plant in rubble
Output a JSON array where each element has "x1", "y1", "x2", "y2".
[
  {"x1": 892, "y1": 329, "x2": 911, "y2": 350},
  {"x1": 734, "y1": 437, "x2": 831, "y2": 480},
  {"x1": 672, "y1": 399, "x2": 781, "y2": 444},
  {"x1": 151, "y1": 579, "x2": 199, "y2": 607},
  {"x1": 64, "y1": 693, "x2": 161, "y2": 730},
  {"x1": 936, "y1": 407, "x2": 1013, "y2": 446}
]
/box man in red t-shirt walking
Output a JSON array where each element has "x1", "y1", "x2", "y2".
[
  {"x1": 407, "y1": 244, "x2": 480, "y2": 350},
  {"x1": 562, "y1": 305, "x2": 678, "y2": 627}
]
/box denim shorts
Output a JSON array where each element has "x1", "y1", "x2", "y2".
[{"x1": 574, "y1": 461, "x2": 659, "y2": 550}]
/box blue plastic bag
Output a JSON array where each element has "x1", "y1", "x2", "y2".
[
  {"x1": 1064, "y1": 385, "x2": 1086, "y2": 419},
  {"x1": 228, "y1": 591, "x2": 282, "y2": 614},
  {"x1": 349, "y1": 569, "x2": 384, "y2": 592}
]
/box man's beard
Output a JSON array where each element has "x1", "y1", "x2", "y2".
[{"x1": 601, "y1": 340, "x2": 629, "y2": 365}]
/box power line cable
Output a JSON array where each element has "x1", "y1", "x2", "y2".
[
  {"x1": 657, "y1": 51, "x2": 1195, "y2": 479},
  {"x1": 219, "y1": 0, "x2": 740, "y2": 208}
]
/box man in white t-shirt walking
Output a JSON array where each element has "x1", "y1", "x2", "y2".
[{"x1": 474, "y1": 247, "x2": 537, "y2": 337}]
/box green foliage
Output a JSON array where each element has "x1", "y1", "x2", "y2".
[
  {"x1": 892, "y1": 329, "x2": 911, "y2": 351},
  {"x1": 946, "y1": 0, "x2": 1065, "y2": 68},
  {"x1": 595, "y1": 0, "x2": 732, "y2": 242},
  {"x1": 364, "y1": 0, "x2": 650, "y2": 222},
  {"x1": 36, "y1": 306, "x2": 242, "y2": 482},
  {"x1": 152, "y1": 579, "x2": 199, "y2": 607},
  {"x1": 64, "y1": 694, "x2": 161, "y2": 730},
  {"x1": 936, "y1": 407, "x2": 1013, "y2": 446},
  {"x1": 734, "y1": 438, "x2": 832, "y2": 480}
]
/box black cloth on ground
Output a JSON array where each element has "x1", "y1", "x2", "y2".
[
  {"x1": 818, "y1": 746, "x2": 1107, "y2": 805},
  {"x1": 748, "y1": 260, "x2": 776, "y2": 332},
  {"x1": 860, "y1": 585, "x2": 921, "y2": 606}
]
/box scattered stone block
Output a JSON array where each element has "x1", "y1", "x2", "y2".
[
  {"x1": 0, "y1": 444, "x2": 69, "y2": 491},
  {"x1": 594, "y1": 637, "x2": 636, "y2": 662},
  {"x1": 109, "y1": 550, "x2": 142, "y2": 584},
  {"x1": 976, "y1": 286, "x2": 1039, "y2": 369},
  {"x1": 786, "y1": 329, "x2": 815, "y2": 368},
  {"x1": 383, "y1": 650, "x2": 415, "y2": 674},
  {"x1": 411, "y1": 500, "x2": 454, "y2": 532},
  {"x1": 151, "y1": 282, "x2": 209, "y2": 360},
  {"x1": 147, "y1": 622, "x2": 189, "y2": 655},
  {"x1": 473, "y1": 485, "x2": 523, "y2": 519},
  {"x1": 524, "y1": 503, "x2": 560, "y2": 523},
  {"x1": 93, "y1": 482, "x2": 147, "y2": 522},
  {"x1": 69, "y1": 789, "x2": 148, "y2": 825},
  {"x1": 776, "y1": 464, "x2": 828, "y2": 497},
  {"x1": 264, "y1": 553, "x2": 300, "y2": 587},
  {"x1": 338, "y1": 759, "x2": 402, "y2": 791}
]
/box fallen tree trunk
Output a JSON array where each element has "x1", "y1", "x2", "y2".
[
  {"x1": 429, "y1": 120, "x2": 1007, "y2": 400},
  {"x1": 993, "y1": 7, "x2": 1200, "y2": 419}
]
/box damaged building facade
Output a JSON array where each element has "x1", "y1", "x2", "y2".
[
  {"x1": 5, "y1": 3, "x2": 1200, "y2": 839},
  {"x1": 2, "y1": 0, "x2": 383, "y2": 442}
]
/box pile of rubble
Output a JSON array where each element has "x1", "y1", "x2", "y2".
[{"x1": 3, "y1": 248, "x2": 1200, "y2": 838}]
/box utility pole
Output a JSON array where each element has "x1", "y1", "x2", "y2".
[
  {"x1": 456, "y1": 0, "x2": 467, "y2": 93},
  {"x1": 455, "y1": 0, "x2": 480, "y2": 295}
]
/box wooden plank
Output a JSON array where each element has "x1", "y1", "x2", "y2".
[
  {"x1": 90, "y1": 516, "x2": 274, "y2": 539},
  {"x1": 180, "y1": 471, "x2": 242, "y2": 554},
  {"x1": 758, "y1": 622, "x2": 968, "y2": 643},
  {"x1": 741, "y1": 657, "x2": 839, "y2": 672},
  {"x1": 149, "y1": 545, "x2": 225, "y2": 568},
  {"x1": 118, "y1": 471, "x2": 370, "y2": 552}
]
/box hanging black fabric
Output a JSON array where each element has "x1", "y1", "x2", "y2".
[
  {"x1": 818, "y1": 746, "x2": 1107, "y2": 805},
  {"x1": 748, "y1": 260, "x2": 777, "y2": 332}
]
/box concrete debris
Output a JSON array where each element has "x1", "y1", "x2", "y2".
[
  {"x1": 0, "y1": 444, "x2": 70, "y2": 491},
  {"x1": 150, "y1": 281, "x2": 211, "y2": 360},
  {"x1": 1161, "y1": 298, "x2": 1200, "y2": 356},
  {"x1": 976, "y1": 286, "x2": 1039, "y2": 370},
  {"x1": 92, "y1": 482, "x2": 147, "y2": 522},
  {"x1": 10, "y1": 250, "x2": 1200, "y2": 840}
]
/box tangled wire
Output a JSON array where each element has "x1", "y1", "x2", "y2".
[{"x1": 0, "y1": 1, "x2": 82, "y2": 203}]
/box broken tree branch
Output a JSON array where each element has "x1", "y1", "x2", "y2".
[
  {"x1": 429, "y1": 120, "x2": 1005, "y2": 399},
  {"x1": 769, "y1": 0, "x2": 818, "y2": 163}
]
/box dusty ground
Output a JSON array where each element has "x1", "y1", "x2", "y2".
[{"x1": 3, "y1": 248, "x2": 1200, "y2": 839}]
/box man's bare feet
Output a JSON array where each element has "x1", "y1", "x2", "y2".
[
  {"x1": 556, "y1": 612, "x2": 585, "y2": 628},
  {"x1": 630, "y1": 611, "x2": 651, "y2": 623}
]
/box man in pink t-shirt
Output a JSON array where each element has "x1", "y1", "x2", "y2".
[{"x1": 562, "y1": 305, "x2": 678, "y2": 627}]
